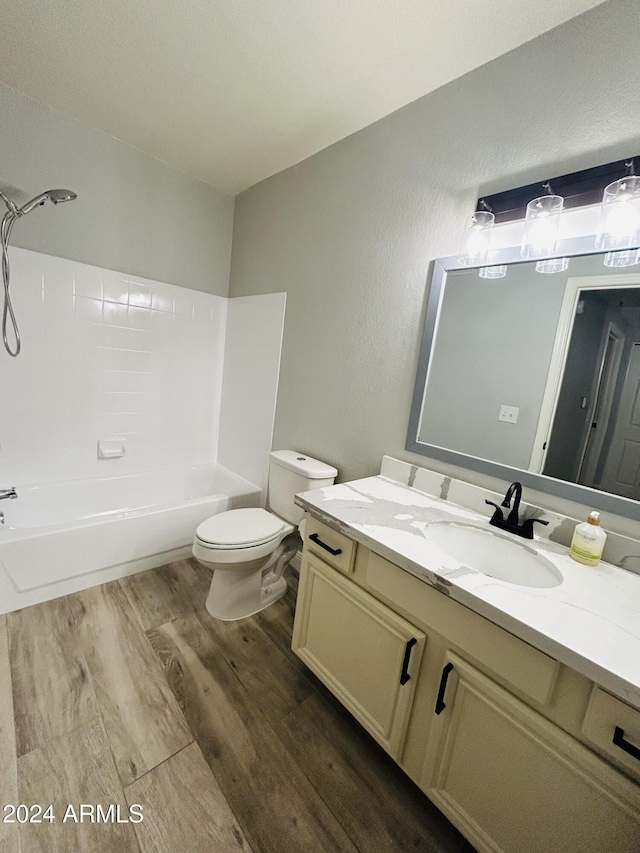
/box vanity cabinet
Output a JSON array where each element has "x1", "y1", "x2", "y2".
[
  {"x1": 293, "y1": 517, "x2": 640, "y2": 853},
  {"x1": 423, "y1": 653, "x2": 640, "y2": 853},
  {"x1": 292, "y1": 550, "x2": 425, "y2": 758}
]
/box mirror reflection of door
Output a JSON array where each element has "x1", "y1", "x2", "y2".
[
  {"x1": 599, "y1": 343, "x2": 640, "y2": 499},
  {"x1": 543, "y1": 288, "x2": 640, "y2": 499},
  {"x1": 579, "y1": 323, "x2": 625, "y2": 487}
]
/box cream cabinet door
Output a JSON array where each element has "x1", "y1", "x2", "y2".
[
  {"x1": 292, "y1": 552, "x2": 425, "y2": 759},
  {"x1": 421, "y1": 653, "x2": 640, "y2": 853}
]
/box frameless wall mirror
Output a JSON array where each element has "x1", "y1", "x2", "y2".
[{"x1": 406, "y1": 239, "x2": 640, "y2": 520}]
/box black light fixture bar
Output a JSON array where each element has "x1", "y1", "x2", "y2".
[{"x1": 479, "y1": 157, "x2": 639, "y2": 223}]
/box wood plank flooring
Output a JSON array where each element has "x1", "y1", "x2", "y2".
[
  {"x1": 8, "y1": 596, "x2": 99, "y2": 757},
  {"x1": 17, "y1": 718, "x2": 139, "y2": 853},
  {"x1": 2, "y1": 559, "x2": 473, "y2": 853},
  {"x1": 66, "y1": 582, "x2": 193, "y2": 786},
  {"x1": 125, "y1": 741, "x2": 253, "y2": 853},
  {"x1": 0, "y1": 615, "x2": 20, "y2": 853}
]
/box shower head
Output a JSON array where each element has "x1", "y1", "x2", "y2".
[
  {"x1": 1, "y1": 185, "x2": 77, "y2": 357},
  {"x1": 18, "y1": 189, "x2": 77, "y2": 216}
]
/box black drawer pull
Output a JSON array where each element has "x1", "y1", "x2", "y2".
[
  {"x1": 613, "y1": 726, "x2": 640, "y2": 761},
  {"x1": 435, "y1": 662, "x2": 454, "y2": 715},
  {"x1": 400, "y1": 638, "x2": 417, "y2": 685},
  {"x1": 309, "y1": 532, "x2": 343, "y2": 556}
]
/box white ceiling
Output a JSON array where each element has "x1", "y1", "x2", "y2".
[{"x1": 0, "y1": 0, "x2": 604, "y2": 194}]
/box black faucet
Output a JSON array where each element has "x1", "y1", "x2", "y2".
[{"x1": 485, "y1": 481, "x2": 549, "y2": 540}]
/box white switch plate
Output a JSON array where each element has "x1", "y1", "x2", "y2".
[{"x1": 499, "y1": 405, "x2": 519, "y2": 424}]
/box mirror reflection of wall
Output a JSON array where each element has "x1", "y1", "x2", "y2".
[
  {"x1": 417, "y1": 252, "x2": 640, "y2": 501},
  {"x1": 419, "y1": 263, "x2": 562, "y2": 468}
]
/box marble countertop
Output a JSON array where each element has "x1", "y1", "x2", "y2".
[{"x1": 296, "y1": 475, "x2": 640, "y2": 710}]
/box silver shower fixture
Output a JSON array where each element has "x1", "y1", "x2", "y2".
[{"x1": 0, "y1": 187, "x2": 77, "y2": 357}]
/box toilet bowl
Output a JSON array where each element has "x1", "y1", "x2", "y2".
[
  {"x1": 193, "y1": 450, "x2": 337, "y2": 620},
  {"x1": 194, "y1": 507, "x2": 296, "y2": 620}
]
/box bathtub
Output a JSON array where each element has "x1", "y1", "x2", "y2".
[{"x1": 0, "y1": 464, "x2": 260, "y2": 612}]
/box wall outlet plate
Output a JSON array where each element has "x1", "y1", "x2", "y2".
[{"x1": 499, "y1": 405, "x2": 519, "y2": 424}]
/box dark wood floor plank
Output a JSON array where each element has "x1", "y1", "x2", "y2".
[
  {"x1": 120, "y1": 559, "x2": 211, "y2": 632},
  {"x1": 276, "y1": 692, "x2": 473, "y2": 853},
  {"x1": 0, "y1": 615, "x2": 20, "y2": 853},
  {"x1": 253, "y1": 571, "x2": 306, "y2": 664},
  {"x1": 196, "y1": 605, "x2": 315, "y2": 723},
  {"x1": 126, "y1": 741, "x2": 253, "y2": 853},
  {"x1": 17, "y1": 717, "x2": 140, "y2": 853},
  {"x1": 8, "y1": 597, "x2": 99, "y2": 756},
  {"x1": 68, "y1": 582, "x2": 193, "y2": 786},
  {"x1": 148, "y1": 613, "x2": 359, "y2": 853}
]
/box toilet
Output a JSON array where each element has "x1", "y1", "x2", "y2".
[{"x1": 193, "y1": 450, "x2": 337, "y2": 620}]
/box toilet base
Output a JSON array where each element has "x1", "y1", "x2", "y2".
[{"x1": 205, "y1": 569, "x2": 287, "y2": 621}]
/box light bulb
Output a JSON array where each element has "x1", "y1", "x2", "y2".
[
  {"x1": 458, "y1": 210, "x2": 494, "y2": 266},
  {"x1": 601, "y1": 200, "x2": 640, "y2": 243},
  {"x1": 521, "y1": 194, "x2": 564, "y2": 259},
  {"x1": 596, "y1": 176, "x2": 640, "y2": 250}
]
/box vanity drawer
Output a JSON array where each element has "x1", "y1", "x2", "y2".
[
  {"x1": 303, "y1": 516, "x2": 356, "y2": 574},
  {"x1": 582, "y1": 686, "x2": 640, "y2": 777},
  {"x1": 364, "y1": 550, "x2": 558, "y2": 705}
]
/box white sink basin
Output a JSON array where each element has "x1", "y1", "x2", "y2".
[{"x1": 422, "y1": 522, "x2": 562, "y2": 588}]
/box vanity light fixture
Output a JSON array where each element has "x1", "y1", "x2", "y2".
[
  {"x1": 458, "y1": 202, "x2": 494, "y2": 266},
  {"x1": 520, "y1": 184, "x2": 564, "y2": 260},
  {"x1": 595, "y1": 161, "x2": 640, "y2": 252},
  {"x1": 478, "y1": 265, "x2": 508, "y2": 279},
  {"x1": 535, "y1": 257, "x2": 570, "y2": 274},
  {"x1": 603, "y1": 249, "x2": 640, "y2": 268}
]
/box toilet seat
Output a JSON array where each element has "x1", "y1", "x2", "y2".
[{"x1": 195, "y1": 507, "x2": 285, "y2": 550}]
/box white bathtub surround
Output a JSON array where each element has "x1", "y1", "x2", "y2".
[
  {"x1": 0, "y1": 464, "x2": 260, "y2": 614},
  {"x1": 0, "y1": 247, "x2": 228, "y2": 485},
  {"x1": 295, "y1": 463, "x2": 640, "y2": 711},
  {"x1": 217, "y1": 293, "x2": 287, "y2": 500},
  {"x1": 0, "y1": 248, "x2": 287, "y2": 613}
]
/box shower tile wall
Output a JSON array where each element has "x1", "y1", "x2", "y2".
[{"x1": 0, "y1": 248, "x2": 227, "y2": 485}]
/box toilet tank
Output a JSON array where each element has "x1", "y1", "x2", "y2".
[{"x1": 268, "y1": 450, "x2": 337, "y2": 526}]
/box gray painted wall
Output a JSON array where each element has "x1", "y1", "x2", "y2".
[
  {"x1": 0, "y1": 83, "x2": 234, "y2": 294},
  {"x1": 229, "y1": 0, "x2": 640, "y2": 534}
]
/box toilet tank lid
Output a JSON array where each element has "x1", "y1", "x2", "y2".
[{"x1": 270, "y1": 450, "x2": 338, "y2": 479}]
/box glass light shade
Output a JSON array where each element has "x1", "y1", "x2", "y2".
[
  {"x1": 603, "y1": 249, "x2": 640, "y2": 268},
  {"x1": 458, "y1": 210, "x2": 494, "y2": 266},
  {"x1": 479, "y1": 265, "x2": 508, "y2": 279},
  {"x1": 535, "y1": 257, "x2": 569, "y2": 274},
  {"x1": 521, "y1": 194, "x2": 564, "y2": 259},
  {"x1": 596, "y1": 176, "x2": 640, "y2": 251}
]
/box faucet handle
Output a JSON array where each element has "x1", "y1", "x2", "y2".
[
  {"x1": 519, "y1": 517, "x2": 549, "y2": 539},
  {"x1": 485, "y1": 500, "x2": 504, "y2": 524}
]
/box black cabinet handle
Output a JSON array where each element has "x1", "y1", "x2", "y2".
[
  {"x1": 400, "y1": 638, "x2": 417, "y2": 685},
  {"x1": 309, "y1": 532, "x2": 343, "y2": 556},
  {"x1": 435, "y1": 662, "x2": 454, "y2": 714},
  {"x1": 613, "y1": 726, "x2": 640, "y2": 761}
]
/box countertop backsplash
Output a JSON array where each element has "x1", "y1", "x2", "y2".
[{"x1": 380, "y1": 456, "x2": 640, "y2": 576}]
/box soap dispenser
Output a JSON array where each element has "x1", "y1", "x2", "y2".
[{"x1": 569, "y1": 511, "x2": 607, "y2": 566}]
